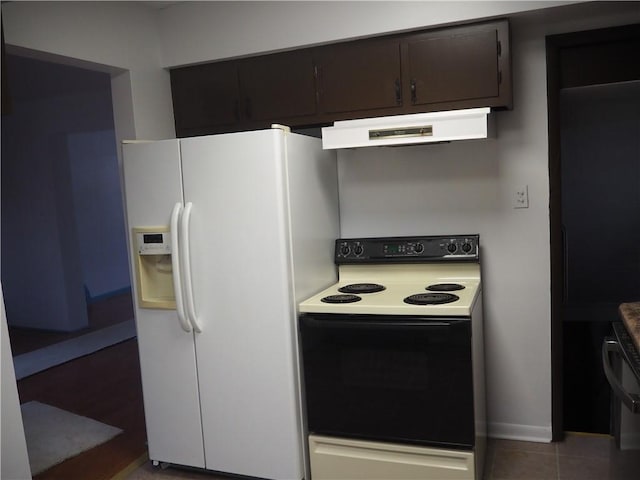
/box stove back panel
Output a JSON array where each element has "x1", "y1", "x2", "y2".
[{"x1": 335, "y1": 235, "x2": 479, "y2": 264}]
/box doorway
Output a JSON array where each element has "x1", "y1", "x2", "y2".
[
  {"x1": 1, "y1": 53, "x2": 133, "y2": 367},
  {"x1": 547, "y1": 24, "x2": 640, "y2": 439},
  {"x1": 1, "y1": 50, "x2": 146, "y2": 477}
]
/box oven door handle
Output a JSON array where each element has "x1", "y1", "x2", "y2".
[
  {"x1": 602, "y1": 337, "x2": 640, "y2": 414},
  {"x1": 301, "y1": 318, "x2": 466, "y2": 329}
]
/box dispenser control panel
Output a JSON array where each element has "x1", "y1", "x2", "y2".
[
  {"x1": 136, "y1": 231, "x2": 171, "y2": 255},
  {"x1": 132, "y1": 227, "x2": 175, "y2": 309}
]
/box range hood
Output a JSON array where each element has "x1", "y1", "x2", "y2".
[{"x1": 321, "y1": 107, "x2": 492, "y2": 149}]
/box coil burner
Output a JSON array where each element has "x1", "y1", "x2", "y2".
[
  {"x1": 426, "y1": 283, "x2": 465, "y2": 292},
  {"x1": 403, "y1": 293, "x2": 460, "y2": 305},
  {"x1": 338, "y1": 283, "x2": 386, "y2": 294},
  {"x1": 321, "y1": 294, "x2": 362, "y2": 304}
]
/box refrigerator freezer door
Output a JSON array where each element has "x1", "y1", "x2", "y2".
[
  {"x1": 180, "y1": 130, "x2": 304, "y2": 479},
  {"x1": 122, "y1": 140, "x2": 205, "y2": 468}
]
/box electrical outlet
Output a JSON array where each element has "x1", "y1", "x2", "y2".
[{"x1": 514, "y1": 185, "x2": 529, "y2": 209}]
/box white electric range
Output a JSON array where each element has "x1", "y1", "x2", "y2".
[{"x1": 298, "y1": 235, "x2": 486, "y2": 480}]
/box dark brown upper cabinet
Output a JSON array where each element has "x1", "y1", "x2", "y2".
[
  {"x1": 402, "y1": 20, "x2": 511, "y2": 111},
  {"x1": 170, "y1": 62, "x2": 240, "y2": 137},
  {"x1": 315, "y1": 38, "x2": 402, "y2": 116},
  {"x1": 170, "y1": 19, "x2": 512, "y2": 137},
  {"x1": 238, "y1": 49, "x2": 317, "y2": 125}
]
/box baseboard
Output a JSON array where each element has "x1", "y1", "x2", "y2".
[
  {"x1": 620, "y1": 432, "x2": 640, "y2": 450},
  {"x1": 488, "y1": 422, "x2": 553, "y2": 443}
]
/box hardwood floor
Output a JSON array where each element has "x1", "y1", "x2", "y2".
[
  {"x1": 17, "y1": 338, "x2": 147, "y2": 480},
  {"x1": 11, "y1": 293, "x2": 146, "y2": 479},
  {"x1": 8, "y1": 292, "x2": 134, "y2": 355}
]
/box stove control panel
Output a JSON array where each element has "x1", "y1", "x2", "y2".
[{"x1": 335, "y1": 235, "x2": 479, "y2": 264}]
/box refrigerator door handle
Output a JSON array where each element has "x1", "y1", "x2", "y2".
[
  {"x1": 170, "y1": 202, "x2": 192, "y2": 333},
  {"x1": 181, "y1": 202, "x2": 203, "y2": 333}
]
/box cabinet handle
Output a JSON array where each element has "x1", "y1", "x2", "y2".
[
  {"x1": 410, "y1": 79, "x2": 417, "y2": 104},
  {"x1": 395, "y1": 78, "x2": 401, "y2": 105},
  {"x1": 561, "y1": 225, "x2": 568, "y2": 302},
  {"x1": 316, "y1": 65, "x2": 322, "y2": 105}
]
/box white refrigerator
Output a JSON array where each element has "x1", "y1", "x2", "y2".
[{"x1": 121, "y1": 127, "x2": 339, "y2": 479}]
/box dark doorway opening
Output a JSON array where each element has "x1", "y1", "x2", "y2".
[{"x1": 547, "y1": 24, "x2": 640, "y2": 439}]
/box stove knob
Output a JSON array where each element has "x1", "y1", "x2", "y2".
[
  {"x1": 354, "y1": 245, "x2": 364, "y2": 256},
  {"x1": 447, "y1": 243, "x2": 457, "y2": 254},
  {"x1": 414, "y1": 243, "x2": 424, "y2": 254},
  {"x1": 340, "y1": 244, "x2": 351, "y2": 257},
  {"x1": 462, "y1": 242, "x2": 473, "y2": 253}
]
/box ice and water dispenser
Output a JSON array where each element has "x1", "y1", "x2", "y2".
[{"x1": 132, "y1": 227, "x2": 175, "y2": 309}]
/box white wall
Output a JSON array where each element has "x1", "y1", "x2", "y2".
[
  {"x1": 1, "y1": 86, "x2": 97, "y2": 331},
  {"x1": 2, "y1": 0, "x2": 640, "y2": 442},
  {"x1": 68, "y1": 130, "x2": 131, "y2": 299},
  {"x1": 157, "y1": 1, "x2": 574, "y2": 66}
]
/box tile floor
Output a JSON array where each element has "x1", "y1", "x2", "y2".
[
  {"x1": 122, "y1": 433, "x2": 640, "y2": 480},
  {"x1": 486, "y1": 433, "x2": 638, "y2": 479}
]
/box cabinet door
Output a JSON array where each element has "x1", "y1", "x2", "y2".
[
  {"x1": 316, "y1": 39, "x2": 402, "y2": 115},
  {"x1": 238, "y1": 50, "x2": 317, "y2": 123},
  {"x1": 170, "y1": 62, "x2": 240, "y2": 137},
  {"x1": 404, "y1": 20, "x2": 511, "y2": 110}
]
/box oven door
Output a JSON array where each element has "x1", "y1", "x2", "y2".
[
  {"x1": 602, "y1": 323, "x2": 640, "y2": 449},
  {"x1": 299, "y1": 313, "x2": 474, "y2": 449}
]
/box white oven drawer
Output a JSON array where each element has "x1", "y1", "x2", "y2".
[{"x1": 309, "y1": 434, "x2": 476, "y2": 480}]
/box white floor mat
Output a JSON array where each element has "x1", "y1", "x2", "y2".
[{"x1": 20, "y1": 401, "x2": 123, "y2": 476}]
